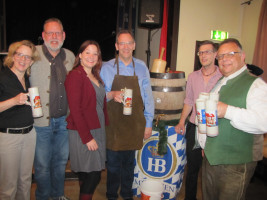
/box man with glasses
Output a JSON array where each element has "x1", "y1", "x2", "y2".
[
  {"x1": 30, "y1": 18, "x2": 75, "y2": 200},
  {"x1": 100, "y1": 30, "x2": 154, "y2": 200},
  {"x1": 202, "y1": 38, "x2": 267, "y2": 200},
  {"x1": 175, "y1": 40, "x2": 222, "y2": 200}
]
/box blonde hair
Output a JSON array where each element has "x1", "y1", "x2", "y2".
[{"x1": 3, "y1": 40, "x2": 39, "y2": 76}]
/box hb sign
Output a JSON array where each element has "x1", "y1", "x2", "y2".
[{"x1": 133, "y1": 126, "x2": 187, "y2": 199}]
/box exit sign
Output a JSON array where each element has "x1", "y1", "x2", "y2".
[{"x1": 211, "y1": 30, "x2": 229, "y2": 41}]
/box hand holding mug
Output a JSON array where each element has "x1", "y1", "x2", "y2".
[
  {"x1": 217, "y1": 101, "x2": 228, "y2": 118},
  {"x1": 110, "y1": 91, "x2": 124, "y2": 103},
  {"x1": 14, "y1": 93, "x2": 30, "y2": 105}
]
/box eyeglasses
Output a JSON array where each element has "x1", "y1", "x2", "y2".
[
  {"x1": 197, "y1": 50, "x2": 214, "y2": 56},
  {"x1": 216, "y1": 52, "x2": 241, "y2": 60},
  {"x1": 45, "y1": 32, "x2": 63, "y2": 37},
  {"x1": 14, "y1": 52, "x2": 32, "y2": 62},
  {"x1": 117, "y1": 41, "x2": 134, "y2": 46}
]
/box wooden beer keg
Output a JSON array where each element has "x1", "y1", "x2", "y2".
[{"x1": 150, "y1": 71, "x2": 186, "y2": 121}]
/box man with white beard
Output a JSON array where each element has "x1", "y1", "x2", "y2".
[{"x1": 30, "y1": 18, "x2": 75, "y2": 200}]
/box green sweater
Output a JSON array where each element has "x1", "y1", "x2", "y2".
[{"x1": 205, "y1": 70, "x2": 257, "y2": 165}]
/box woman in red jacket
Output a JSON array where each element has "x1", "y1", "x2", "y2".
[{"x1": 65, "y1": 40, "x2": 109, "y2": 200}]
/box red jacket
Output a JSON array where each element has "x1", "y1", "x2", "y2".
[{"x1": 65, "y1": 65, "x2": 109, "y2": 144}]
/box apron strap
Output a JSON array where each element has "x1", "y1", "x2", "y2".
[
  {"x1": 115, "y1": 55, "x2": 136, "y2": 76},
  {"x1": 114, "y1": 55, "x2": 120, "y2": 75}
]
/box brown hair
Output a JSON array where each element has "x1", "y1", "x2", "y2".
[
  {"x1": 72, "y1": 40, "x2": 103, "y2": 84},
  {"x1": 199, "y1": 40, "x2": 218, "y2": 52},
  {"x1": 115, "y1": 29, "x2": 135, "y2": 43}
]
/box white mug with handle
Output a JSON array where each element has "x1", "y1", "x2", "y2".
[
  {"x1": 28, "y1": 87, "x2": 43, "y2": 118},
  {"x1": 121, "y1": 88, "x2": 133, "y2": 115}
]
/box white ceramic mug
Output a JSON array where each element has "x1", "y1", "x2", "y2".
[
  {"x1": 121, "y1": 88, "x2": 133, "y2": 115},
  {"x1": 209, "y1": 92, "x2": 219, "y2": 102},
  {"x1": 205, "y1": 99, "x2": 219, "y2": 137},
  {"x1": 199, "y1": 92, "x2": 209, "y2": 100},
  {"x1": 196, "y1": 98, "x2": 206, "y2": 134},
  {"x1": 28, "y1": 87, "x2": 43, "y2": 118}
]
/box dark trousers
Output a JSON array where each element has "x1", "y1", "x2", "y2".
[
  {"x1": 78, "y1": 171, "x2": 101, "y2": 194},
  {"x1": 184, "y1": 122, "x2": 202, "y2": 200},
  {"x1": 106, "y1": 149, "x2": 135, "y2": 200}
]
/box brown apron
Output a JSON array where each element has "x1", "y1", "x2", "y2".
[{"x1": 106, "y1": 58, "x2": 146, "y2": 151}]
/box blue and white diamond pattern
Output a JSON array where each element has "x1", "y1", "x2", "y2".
[{"x1": 133, "y1": 126, "x2": 187, "y2": 200}]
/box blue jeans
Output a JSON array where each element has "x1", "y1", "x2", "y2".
[
  {"x1": 34, "y1": 116, "x2": 69, "y2": 200},
  {"x1": 106, "y1": 149, "x2": 135, "y2": 199}
]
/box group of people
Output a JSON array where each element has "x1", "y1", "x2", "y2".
[
  {"x1": 0, "y1": 17, "x2": 154, "y2": 200},
  {"x1": 175, "y1": 39, "x2": 267, "y2": 200},
  {"x1": 1, "y1": 16, "x2": 267, "y2": 200}
]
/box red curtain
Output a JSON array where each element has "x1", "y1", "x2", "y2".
[
  {"x1": 253, "y1": 0, "x2": 267, "y2": 82},
  {"x1": 159, "y1": 0, "x2": 168, "y2": 60}
]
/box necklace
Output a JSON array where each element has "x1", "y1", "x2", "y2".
[{"x1": 201, "y1": 68, "x2": 216, "y2": 76}]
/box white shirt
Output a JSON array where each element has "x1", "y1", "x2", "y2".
[{"x1": 213, "y1": 65, "x2": 267, "y2": 134}]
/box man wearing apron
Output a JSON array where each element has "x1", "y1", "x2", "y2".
[{"x1": 100, "y1": 30, "x2": 154, "y2": 200}]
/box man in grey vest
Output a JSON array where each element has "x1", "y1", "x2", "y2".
[
  {"x1": 202, "y1": 38, "x2": 267, "y2": 200},
  {"x1": 30, "y1": 18, "x2": 75, "y2": 200}
]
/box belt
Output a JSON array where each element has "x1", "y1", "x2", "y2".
[{"x1": 0, "y1": 125, "x2": 33, "y2": 134}]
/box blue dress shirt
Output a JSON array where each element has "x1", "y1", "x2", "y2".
[{"x1": 100, "y1": 57, "x2": 154, "y2": 128}]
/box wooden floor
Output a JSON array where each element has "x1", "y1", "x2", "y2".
[
  {"x1": 30, "y1": 163, "x2": 193, "y2": 200},
  {"x1": 30, "y1": 162, "x2": 267, "y2": 200},
  {"x1": 30, "y1": 136, "x2": 267, "y2": 200},
  {"x1": 30, "y1": 168, "x2": 193, "y2": 200}
]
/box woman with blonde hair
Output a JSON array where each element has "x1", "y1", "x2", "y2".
[{"x1": 0, "y1": 40, "x2": 39, "y2": 199}]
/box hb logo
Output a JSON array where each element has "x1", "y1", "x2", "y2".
[{"x1": 136, "y1": 136, "x2": 178, "y2": 179}]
